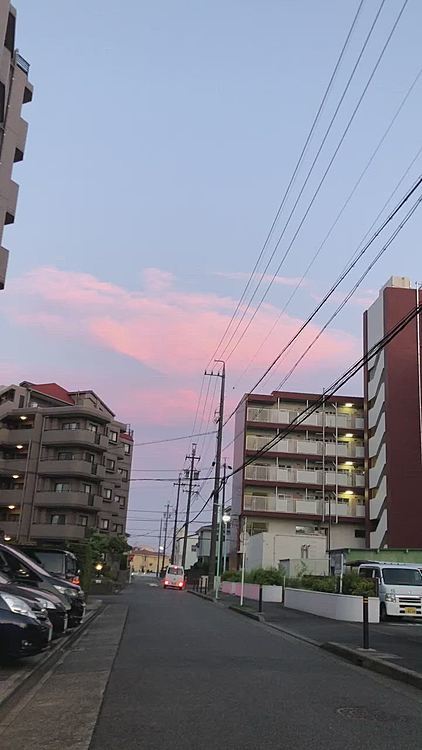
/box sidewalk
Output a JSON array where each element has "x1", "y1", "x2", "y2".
[{"x1": 215, "y1": 592, "x2": 422, "y2": 676}]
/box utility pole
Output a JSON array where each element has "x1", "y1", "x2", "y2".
[
  {"x1": 162, "y1": 503, "x2": 171, "y2": 569},
  {"x1": 156, "y1": 516, "x2": 163, "y2": 577},
  {"x1": 171, "y1": 473, "x2": 183, "y2": 564},
  {"x1": 182, "y1": 443, "x2": 199, "y2": 568},
  {"x1": 207, "y1": 360, "x2": 225, "y2": 590}
]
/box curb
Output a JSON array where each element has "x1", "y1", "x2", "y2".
[
  {"x1": 322, "y1": 641, "x2": 422, "y2": 691},
  {"x1": 228, "y1": 605, "x2": 265, "y2": 622},
  {"x1": 188, "y1": 590, "x2": 215, "y2": 602},
  {"x1": 0, "y1": 601, "x2": 105, "y2": 717}
]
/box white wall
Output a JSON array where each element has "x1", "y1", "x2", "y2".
[
  {"x1": 245, "y1": 527, "x2": 326, "y2": 571},
  {"x1": 285, "y1": 588, "x2": 380, "y2": 623}
]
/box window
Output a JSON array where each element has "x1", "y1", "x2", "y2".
[
  {"x1": 103, "y1": 488, "x2": 112, "y2": 500},
  {"x1": 88, "y1": 423, "x2": 98, "y2": 433},
  {"x1": 5, "y1": 12, "x2": 16, "y2": 53},
  {"x1": 112, "y1": 523, "x2": 123, "y2": 533},
  {"x1": 55, "y1": 482, "x2": 70, "y2": 493},
  {"x1": 0, "y1": 550, "x2": 38, "y2": 582},
  {"x1": 83, "y1": 483, "x2": 92, "y2": 495},
  {"x1": 100, "y1": 519, "x2": 109, "y2": 530},
  {"x1": 85, "y1": 453, "x2": 95, "y2": 463},
  {"x1": 109, "y1": 430, "x2": 118, "y2": 444},
  {"x1": 49, "y1": 514, "x2": 66, "y2": 525},
  {"x1": 124, "y1": 443, "x2": 131, "y2": 456},
  {"x1": 115, "y1": 495, "x2": 125, "y2": 508},
  {"x1": 106, "y1": 458, "x2": 116, "y2": 471},
  {"x1": 18, "y1": 395, "x2": 25, "y2": 409},
  {"x1": 79, "y1": 515, "x2": 88, "y2": 527},
  {"x1": 118, "y1": 468, "x2": 128, "y2": 481},
  {"x1": 62, "y1": 422, "x2": 79, "y2": 431},
  {"x1": 354, "y1": 529, "x2": 365, "y2": 538},
  {"x1": 58, "y1": 451, "x2": 74, "y2": 461}
]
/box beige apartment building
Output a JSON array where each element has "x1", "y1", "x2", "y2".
[
  {"x1": 0, "y1": 2, "x2": 33, "y2": 289},
  {"x1": 231, "y1": 391, "x2": 366, "y2": 571},
  {"x1": 0, "y1": 381, "x2": 133, "y2": 544}
]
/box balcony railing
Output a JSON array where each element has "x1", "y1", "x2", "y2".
[
  {"x1": 15, "y1": 52, "x2": 30, "y2": 75},
  {"x1": 247, "y1": 408, "x2": 364, "y2": 430},
  {"x1": 244, "y1": 494, "x2": 365, "y2": 518},
  {"x1": 245, "y1": 435, "x2": 364, "y2": 458},
  {"x1": 244, "y1": 465, "x2": 365, "y2": 487}
]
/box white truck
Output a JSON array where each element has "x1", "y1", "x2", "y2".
[{"x1": 358, "y1": 562, "x2": 422, "y2": 621}]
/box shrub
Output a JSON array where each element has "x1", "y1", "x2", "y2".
[
  {"x1": 246, "y1": 567, "x2": 284, "y2": 586},
  {"x1": 221, "y1": 570, "x2": 241, "y2": 581},
  {"x1": 286, "y1": 573, "x2": 376, "y2": 596},
  {"x1": 342, "y1": 573, "x2": 376, "y2": 597}
]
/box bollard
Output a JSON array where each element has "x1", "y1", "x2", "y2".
[
  {"x1": 258, "y1": 584, "x2": 263, "y2": 614},
  {"x1": 362, "y1": 595, "x2": 369, "y2": 649}
]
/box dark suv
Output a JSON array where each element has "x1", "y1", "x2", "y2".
[
  {"x1": 17, "y1": 546, "x2": 80, "y2": 584},
  {"x1": 0, "y1": 544, "x2": 85, "y2": 627}
]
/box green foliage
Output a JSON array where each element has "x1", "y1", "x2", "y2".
[
  {"x1": 286, "y1": 573, "x2": 376, "y2": 596},
  {"x1": 246, "y1": 567, "x2": 284, "y2": 586},
  {"x1": 67, "y1": 542, "x2": 93, "y2": 595},
  {"x1": 221, "y1": 570, "x2": 241, "y2": 581}
]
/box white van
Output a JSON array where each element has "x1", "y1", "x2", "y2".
[
  {"x1": 163, "y1": 565, "x2": 185, "y2": 590},
  {"x1": 358, "y1": 563, "x2": 422, "y2": 620}
]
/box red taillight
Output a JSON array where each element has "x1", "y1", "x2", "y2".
[
  {"x1": 71, "y1": 576, "x2": 80, "y2": 585},
  {"x1": 164, "y1": 580, "x2": 169, "y2": 585},
  {"x1": 178, "y1": 581, "x2": 183, "y2": 587}
]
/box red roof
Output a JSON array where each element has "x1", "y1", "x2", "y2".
[
  {"x1": 121, "y1": 432, "x2": 134, "y2": 442},
  {"x1": 23, "y1": 382, "x2": 75, "y2": 405}
]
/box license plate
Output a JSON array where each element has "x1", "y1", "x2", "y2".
[{"x1": 405, "y1": 607, "x2": 417, "y2": 615}]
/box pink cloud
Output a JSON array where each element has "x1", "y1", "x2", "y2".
[
  {"x1": 5, "y1": 266, "x2": 360, "y2": 382},
  {"x1": 214, "y1": 270, "x2": 310, "y2": 287}
]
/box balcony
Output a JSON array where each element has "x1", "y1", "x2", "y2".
[
  {"x1": 244, "y1": 465, "x2": 365, "y2": 488},
  {"x1": 0, "y1": 489, "x2": 22, "y2": 505},
  {"x1": 0, "y1": 427, "x2": 33, "y2": 446},
  {"x1": 35, "y1": 491, "x2": 102, "y2": 510},
  {"x1": 246, "y1": 408, "x2": 364, "y2": 430},
  {"x1": 0, "y1": 457, "x2": 27, "y2": 474},
  {"x1": 243, "y1": 494, "x2": 365, "y2": 518},
  {"x1": 30, "y1": 523, "x2": 90, "y2": 541},
  {"x1": 42, "y1": 429, "x2": 109, "y2": 450},
  {"x1": 245, "y1": 435, "x2": 364, "y2": 459},
  {"x1": 38, "y1": 458, "x2": 105, "y2": 479}
]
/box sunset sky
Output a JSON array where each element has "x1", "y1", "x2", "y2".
[{"x1": 2, "y1": 1, "x2": 422, "y2": 545}]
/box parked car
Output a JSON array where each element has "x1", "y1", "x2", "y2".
[
  {"x1": 16, "y1": 546, "x2": 80, "y2": 584},
  {"x1": 0, "y1": 543, "x2": 85, "y2": 627},
  {"x1": 0, "y1": 571, "x2": 69, "y2": 637},
  {"x1": 0, "y1": 591, "x2": 52, "y2": 661}
]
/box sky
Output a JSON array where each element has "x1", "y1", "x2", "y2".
[{"x1": 1, "y1": 1, "x2": 422, "y2": 547}]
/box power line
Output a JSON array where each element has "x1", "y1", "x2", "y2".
[
  {"x1": 206, "y1": 0, "x2": 366, "y2": 366},
  {"x1": 222, "y1": 0, "x2": 408, "y2": 363},
  {"x1": 134, "y1": 430, "x2": 216, "y2": 447},
  {"x1": 234, "y1": 62, "x2": 422, "y2": 389},
  {"x1": 226, "y1": 301, "x2": 422, "y2": 483},
  {"x1": 222, "y1": 171, "x2": 422, "y2": 450}
]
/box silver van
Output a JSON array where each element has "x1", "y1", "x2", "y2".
[{"x1": 358, "y1": 563, "x2": 422, "y2": 620}]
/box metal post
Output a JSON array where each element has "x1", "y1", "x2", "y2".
[
  {"x1": 215, "y1": 461, "x2": 227, "y2": 600},
  {"x1": 258, "y1": 584, "x2": 263, "y2": 614},
  {"x1": 240, "y1": 517, "x2": 247, "y2": 607},
  {"x1": 171, "y1": 474, "x2": 182, "y2": 564},
  {"x1": 362, "y1": 595, "x2": 369, "y2": 649},
  {"x1": 208, "y1": 361, "x2": 225, "y2": 590},
  {"x1": 156, "y1": 517, "x2": 163, "y2": 577}
]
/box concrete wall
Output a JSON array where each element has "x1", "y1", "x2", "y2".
[
  {"x1": 284, "y1": 588, "x2": 379, "y2": 623},
  {"x1": 220, "y1": 581, "x2": 283, "y2": 603}
]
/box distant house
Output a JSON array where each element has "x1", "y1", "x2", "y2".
[{"x1": 130, "y1": 547, "x2": 170, "y2": 574}]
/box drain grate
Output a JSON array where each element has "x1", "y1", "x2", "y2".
[{"x1": 337, "y1": 707, "x2": 402, "y2": 722}]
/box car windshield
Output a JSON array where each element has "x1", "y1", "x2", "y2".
[
  {"x1": 27, "y1": 550, "x2": 65, "y2": 575},
  {"x1": 168, "y1": 566, "x2": 183, "y2": 576},
  {"x1": 382, "y1": 568, "x2": 422, "y2": 585}
]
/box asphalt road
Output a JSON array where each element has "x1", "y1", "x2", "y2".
[{"x1": 90, "y1": 578, "x2": 422, "y2": 750}]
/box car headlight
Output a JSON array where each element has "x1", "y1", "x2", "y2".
[
  {"x1": 385, "y1": 593, "x2": 396, "y2": 602},
  {"x1": 54, "y1": 584, "x2": 77, "y2": 597},
  {"x1": 36, "y1": 597, "x2": 56, "y2": 610},
  {"x1": 1, "y1": 593, "x2": 37, "y2": 620}
]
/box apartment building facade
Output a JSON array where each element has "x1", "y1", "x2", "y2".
[
  {"x1": 0, "y1": 2, "x2": 33, "y2": 289},
  {"x1": 0, "y1": 381, "x2": 133, "y2": 544},
  {"x1": 364, "y1": 276, "x2": 422, "y2": 548},
  {"x1": 231, "y1": 391, "x2": 366, "y2": 568}
]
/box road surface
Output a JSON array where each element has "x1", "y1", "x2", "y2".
[{"x1": 90, "y1": 578, "x2": 422, "y2": 749}]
